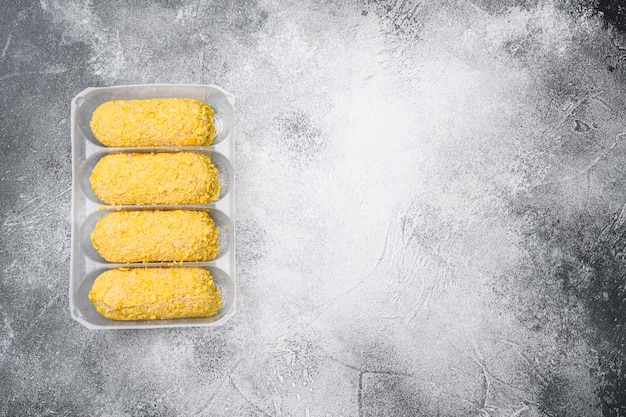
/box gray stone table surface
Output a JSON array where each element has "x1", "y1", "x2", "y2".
[{"x1": 3, "y1": 0, "x2": 626, "y2": 415}]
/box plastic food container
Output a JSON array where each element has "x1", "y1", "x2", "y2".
[{"x1": 70, "y1": 85, "x2": 236, "y2": 329}]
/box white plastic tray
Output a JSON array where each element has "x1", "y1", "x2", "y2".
[{"x1": 70, "y1": 84, "x2": 236, "y2": 329}]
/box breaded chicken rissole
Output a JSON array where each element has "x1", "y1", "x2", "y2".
[
  {"x1": 91, "y1": 210, "x2": 219, "y2": 263},
  {"x1": 89, "y1": 267, "x2": 221, "y2": 320},
  {"x1": 89, "y1": 152, "x2": 220, "y2": 205},
  {"x1": 90, "y1": 98, "x2": 217, "y2": 147}
]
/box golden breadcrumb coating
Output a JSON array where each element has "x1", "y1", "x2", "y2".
[
  {"x1": 91, "y1": 210, "x2": 219, "y2": 263},
  {"x1": 89, "y1": 152, "x2": 220, "y2": 205},
  {"x1": 90, "y1": 98, "x2": 217, "y2": 147},
  {"x1": 89, "y1": 267, "x2": 222, "y2": 320}
]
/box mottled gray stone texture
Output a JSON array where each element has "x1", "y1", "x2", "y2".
[{"x1": 2, "y1": 0, "x2": 626, "y2": 415}]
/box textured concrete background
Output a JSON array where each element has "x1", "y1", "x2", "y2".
[{"x1": 2, "y1": 0, "x2": 626, "y2": 415}]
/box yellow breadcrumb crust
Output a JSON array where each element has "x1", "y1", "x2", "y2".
[
  {"x1": 89, "y1": 152, "x2": 220, "y2": 205},
  {"x1": 89, "y1": 267, "x2": 222, "y2": 320},
  {"x1": 90, "y1": 98, "x2": 217, "y2": 147},
  {"x1": 91, "y1": 210, "x2": 219, "y2": 263}
]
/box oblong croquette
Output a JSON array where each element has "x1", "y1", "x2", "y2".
[
  {"x1": 89, "y1": 152, "x2": 220, "y2": 205},
  {"x1": 88, "y1": 267, "x2": 222, "y2": 320},
  {"x1": 90, "y1": 98, "x2": 217, "y2": 147},
  {"x1": 91, "y1": 210, "x2": 219, "y2": 263}
]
